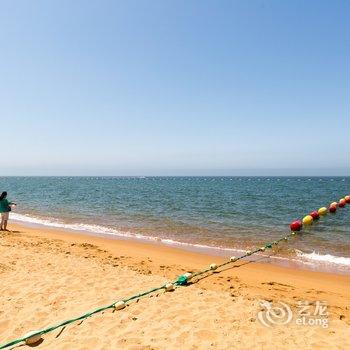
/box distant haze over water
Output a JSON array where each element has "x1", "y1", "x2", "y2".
[{"x1": 2, "y1": 168, "x2": 350, "y2": 176}]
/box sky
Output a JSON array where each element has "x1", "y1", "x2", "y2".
[{"x1": 0, "y1": 0, "x2": 349, "y2": 176}]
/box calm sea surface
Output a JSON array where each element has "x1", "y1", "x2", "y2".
[{"x1": 1, "y1": 176, "x2": 349, "y2": 273}]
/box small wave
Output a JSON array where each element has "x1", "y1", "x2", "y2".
[
  {"x1": 160, "y1": 238, "x2": 246, "y2": 253},
  {"x1": 296, "y1": 250, "x2": 350, "y2": 267},
  {"x1": 11, "y1": 212, "x2": 245, "y2": 255},
  {"x1": 11, "y1": 212, "x2": 350, "y2": 272},
  {"x1": 11, "y1": 213, "x2": 157, "y2": 241}
]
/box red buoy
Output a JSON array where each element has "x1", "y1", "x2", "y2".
[
  {"x1": 329, "y1": 205, "x2": 337, "y2": 213},
  {"x1": 309, "y1": 211, "x2": 320, "y2": 220},
  {"x1": 345, "y1": 195, "x2": 350, "y2": 204},
  {"x1": 339, "y1": 199, "x2": 346, "y2": 208},
  {"x1": 290, "y1": 220, "x2": 302, "y2": 232}
]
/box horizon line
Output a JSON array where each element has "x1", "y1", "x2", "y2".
[{"x1": 1, "y1": 175, "x2": 350, "y2": 178}]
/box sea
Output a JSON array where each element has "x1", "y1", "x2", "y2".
[{"x1": 1, "y1": 176, "x2": 349, "y2": 274}]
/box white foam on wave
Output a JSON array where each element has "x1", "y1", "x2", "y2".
[
  {"x1": 11, "y1": 212, "x2": 245, "y2": 255},
  {"x1": 296, "y1": 250, "x2": 350, "y2": 267},
  {"x1": 11, "y1": 212, "x2": 157, "y2": 241},
  {"x1": 11, "y1": 212, "x2": 350, "y2": 271},
  {"x1": 160, "y1": 238, "x2": 246, "y2": 253}
]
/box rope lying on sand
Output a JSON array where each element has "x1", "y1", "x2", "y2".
[{"x1": 1, "y1": 195, "x2": 349, "y2": 349}]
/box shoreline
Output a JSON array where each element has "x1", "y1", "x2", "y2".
[
  {"x1": 1, "y1": 222, "x2": 350, "y2": 349},
  {"x1": 11, "y1": 215, "x2": 350, "y2": 276},
  {"x1": 7, "y1": 221, "x2": 350, "y2": 287}
]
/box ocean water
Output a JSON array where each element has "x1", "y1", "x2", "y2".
[{"x1": 1, "y1": 176, "x2": 349, "y2": 274}]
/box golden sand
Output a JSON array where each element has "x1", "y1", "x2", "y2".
[{"x1": 0, "y1": 223, "x2": 349, "y2": 349}]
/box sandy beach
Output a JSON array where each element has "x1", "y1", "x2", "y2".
[
  {"x1": 0, "y1": 223, "x2": 349, "y2": 349},
  {"x1": 3, "y1": 0, "x2": 350, "y2": 348}
]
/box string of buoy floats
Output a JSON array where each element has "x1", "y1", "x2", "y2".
[{"x1": 1, "y1": 195, "x2": 349, "y2": 349}]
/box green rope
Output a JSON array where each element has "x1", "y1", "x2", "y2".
[
  {"x1": 0, "y1": 284, "x2": 168, "y2": 349},
  {"x1": 0, "y1": 232, "x2": 298, "y2": 349},
  {"x1": 0, "y1": 201, "x2": 347, "y2": 349}
]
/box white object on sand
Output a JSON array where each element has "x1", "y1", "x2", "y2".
[
  {"x1": 24, "y1": 331, "x2": 42, "y2": 345},
  {"x1": 165, "y1": 283, "x2": 175, "y2": 292},
  {"x1": 210, "y1": 263, "x2": 217, "y2": 270},
  {"x1": 114, "y1": 301, "x2": 126, "y2": 310},
  {"x1": 183, "y1": 272, "x2": 192, "y2": 280}
]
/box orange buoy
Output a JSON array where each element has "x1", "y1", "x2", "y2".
[
  {"x1": 290, "y1": 220, "x2": 302, "y2": 231},
  {"x1": 339, "y1": 198, "x2": 346, "y2": 208},
  {"x1": 318, "y1": 207, "x2": 327, "y2": 216},
  {"x1": 302, "y1": 215, "x2": 313, "y2": 225}
]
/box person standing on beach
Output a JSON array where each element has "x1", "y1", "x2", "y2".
[{"x1": 0, "y1": 192, "x2": 15, "y2": 231}]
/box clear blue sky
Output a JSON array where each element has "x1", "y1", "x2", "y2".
[{"x1": 1, "y1": 1, "x2": 349, "y2": 175}]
